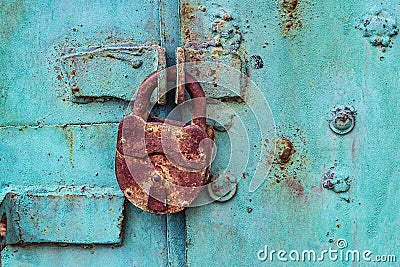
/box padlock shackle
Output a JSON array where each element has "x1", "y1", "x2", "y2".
[{"x1": 133, "y1": 68, "x2": 207, "y2": 129}]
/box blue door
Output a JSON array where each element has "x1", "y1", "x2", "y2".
[{"x1": 1, "y1": 0, "x2": 399, "y2": 266}]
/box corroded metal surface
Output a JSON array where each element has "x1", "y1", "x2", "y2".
[
  {"x1": 1, "y1": 0, "x2": 400, "y2": 266},
  {"x1": 175, "y1": 47, "x2": 186, "y2": 104},
  {"x1": 61, "y1": 44, "x2": 163, "y2": 103},
  {"x1": 116, "y1": 70, "x2": 215, "y2": 214},
  {"x1": 0, "y1": 186, "x2": 124, "y2": 246}
]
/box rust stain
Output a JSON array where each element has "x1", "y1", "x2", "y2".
[
  {"x1": 279, "y1": 0, "x2": 302, "y2": 37},
  {"x1": 268, "y1": 126, "x2": 309, "y2": 193},
  {"x1": 71, "y1": 87, "x2": 80, "y2": 94},
  {"x1": 277, "y1": 139, "x2": 293, "y2": 163},
  {"x1": 282, "y1": 0, "x2": 298, "y2": 11},
  {"x1": 285, "y1": 176, "x2": 304, "y2": 196},
  {"x1": 63, "y1": 127, "x2": 74, "y2": 168},
  {"x1": 181, "y1": 2, "x2": 195, "y2": 21},
  {"x1": 180, "y1": 2, "x2": 196, "y2": 42},
  {"x1": 65, "y1": 194, "x2": 78, "y2": 200},
  {"x1": 0, "y1": 216, "x2": 7, "y2": 238}
]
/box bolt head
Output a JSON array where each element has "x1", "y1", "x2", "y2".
[
  {"x1": 329, "y1": 106, "x2": 356, "y2": 135},
  {"x1": 334, "y1": 115, "x2": 352, "y2": 130}
]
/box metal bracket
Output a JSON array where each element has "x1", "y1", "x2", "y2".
[
  {"x1": 61, "y1": 44, "x2": 167, "y2": 105},
  {"x1": 174, "y1": 47, "x2": 247, "y2": 101}
]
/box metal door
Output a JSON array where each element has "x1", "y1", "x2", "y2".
[{"x1": 1, "y1": 0, "x2": 399, "y2": 266}]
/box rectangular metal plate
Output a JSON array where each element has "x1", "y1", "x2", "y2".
[
  {"x1": 0, "y1": 186, "x2": 124, "y2": 245},
  {"x1": 61, "y1": 44, "x2": 160, "y2": 103}
]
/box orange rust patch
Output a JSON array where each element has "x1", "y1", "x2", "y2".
[
  {"x1": 181, "y1": 2, "x2": 195, "y2": 20},
  {"x1": 277, "y1": 139, "x2": 293, "y2": 163},
  {"x1": 279, "y1": 0, "x2": 303, "y2": 37},
  {"x1": 180, "y1": 2, "x2": 196, "y2": 42},
  {"x1": 282, "y1": 0, "x2": 298, "y2": 11}
]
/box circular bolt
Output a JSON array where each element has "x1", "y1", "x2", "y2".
[
  {"x1": 153, "y1": 175, "x2": 161, "y2": 183},
  {"x1": 207, "y1": 175, "x2": 237, "y2": 202},
  {"x1": 329, "y1": 106, "x2": 356, "y2": 135}
]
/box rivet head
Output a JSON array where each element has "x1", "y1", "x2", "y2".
[
  {"x1": 153, "y1": 175, "x2": 161, "y2": 183},
  {"x1": 207, "y1": 175, "x2": 237, "y2": 202},
  {"x1": 329, "y1": 106, "x2": 356, "y2": 135}
]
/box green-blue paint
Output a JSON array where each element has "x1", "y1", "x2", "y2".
[{"x1": 1, "y1": 0, "x2": 399, "y2": 266}]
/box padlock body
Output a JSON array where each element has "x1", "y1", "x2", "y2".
[{"x1": 115, "y1": 114, "x2": 215, "y2": 214}]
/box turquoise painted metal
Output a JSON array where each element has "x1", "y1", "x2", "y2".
[{"x1": 1, "y1": 0, "x2": 399, "y2": 266}]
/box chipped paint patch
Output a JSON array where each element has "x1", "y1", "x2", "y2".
[
  {"x1": 322, "y1": 167, "x2": 351, "y2": 202},
  {"x1": 249, "y1": 55, "x2": 264, "y2": 69},
  {"x1": 358, "y1": 9, "x2": 398, "y2": 48}
]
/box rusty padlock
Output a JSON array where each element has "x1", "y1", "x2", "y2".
[{"x1": 115, "y1": 69, "x2": 215, "y2": 214}]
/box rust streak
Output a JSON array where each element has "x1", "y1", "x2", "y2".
[
  {"x1": 63, "y1": 127, "x2": 75, "y2": 168},
  {"x1": 285, "y1": 177, "x2": 304, "y2": 196}
]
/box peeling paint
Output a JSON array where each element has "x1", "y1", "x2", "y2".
[
  {"x1": 63, "y1": 127, "x2": 74, "y2": 169},
  {"x1": 358, "y1": 9, "x2": 398, "y2": 48},
  {"x1": 249, "y1": 55, "x2": 264, "y2": 69},
  {"x1": 322, "y1": 167, "x2": 351, "y2": 201}
]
